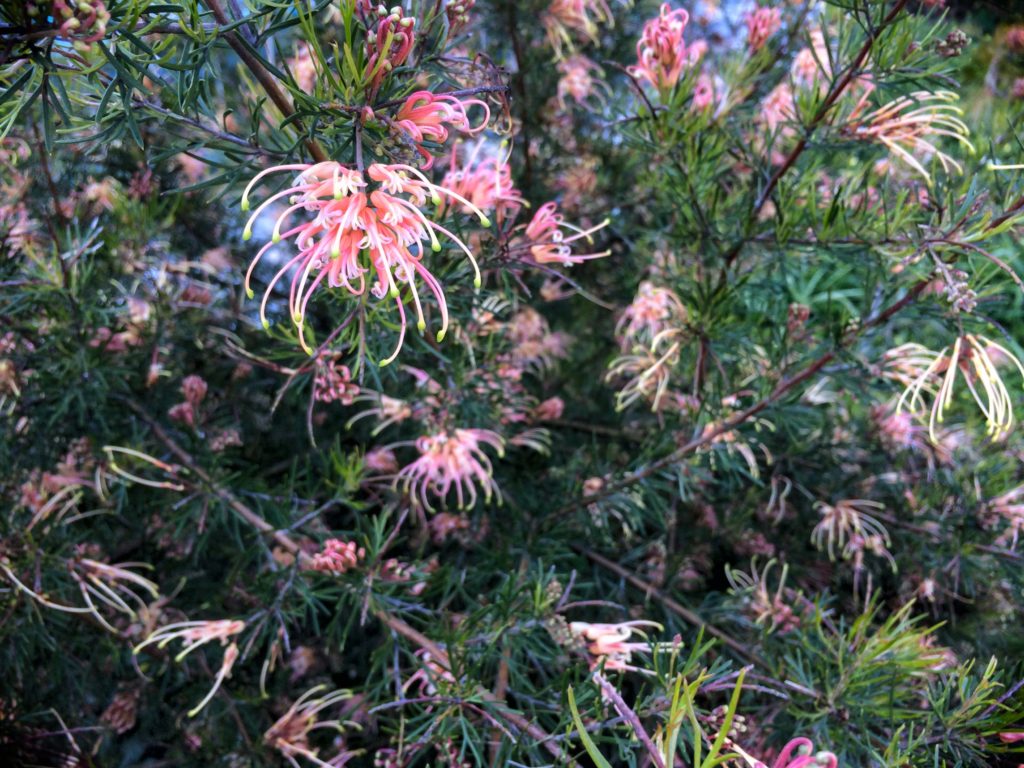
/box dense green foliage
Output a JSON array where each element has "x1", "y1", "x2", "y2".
[{"x1": 2, "y1": 0, "x2": 1024, "y2": 766}]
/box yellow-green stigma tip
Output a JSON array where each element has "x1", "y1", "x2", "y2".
[
  {"x1": 417, "y1": 320, "x2": 426, "y2": 333},
  {"x1": 435, "y1": 330, "x2": 445, "y2": 342},
  {"x1": 242, "y1": 229, "x2": 252, "y2": 241},
  {"x1": 240, "y1": 200, "x2": 250, "y2": 212},
  {"x1": 431, "y1": 193, "x2": 441, "y2": 206},
  {"x1": 473, "y1": 277, "x2": 482, "y2": 289},
  {"x1": 261, "y1": 318, "x2": 271, "y2": 329},
  {"x1": 272, "y1": 234, "x2": 281, "y2": 244},
  {"x1": 331, "y1": 246, "x2": 340, "y2": 258},
  {"x1": 245, "y1": 288, "x2": 254, "y2": 299},
  {"x1": 389, "y1": 286, "x2": 399, "y2": 298},
  {"x1": 479, "y1": 216, "x2": 491, "y2": 228},
  {"x1": 379, "y1": 359, "x2": 393, "y2": 368},
  {"x1": 432, "y1": 242, "x2": 442, "y2": 252}
]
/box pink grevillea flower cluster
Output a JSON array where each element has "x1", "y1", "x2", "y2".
[
  {"x1": 397, "y1": 428, "x2": 504, "y2": 510},
  {"x1": 446, "y1": 0, "x2": 476, "y2": 38},
  {"x1": 556, "y1": 55, "x2": 607, "y2": 110},
  {"x1": 727, "y1": 738, "x2": 838, "y2": 768},
  {"x1": 394, "y1": 91, "x2": 490, "y2": 168},
  {"x1": 441, "y1": 141, "x2": 526, "y2": 225},
  {"x1": 629, "y1": 3, "x2": 700, "y2": 93},
  {"x1": 365, "y1": 5, "x2": 416, "y2": 96},
  {"x1": 314, "y1": 359, "x2": 359, "y2": 404},
  {"x1": 521, "y1": 202, "x2": 610, "y2": 266},
  {"x1": 168, "y1": 374, "x2": 208, "y2": 429},
  {"x1": 308, "y1": 539, "x2": 365, "y2": 574},
  {"x1": 746, "y1": 6, "x2": 782, "y2": 52},
  {"x1": 569, "y1": 620, "x2": 675, "y2": 673},
  {"x1": 30, "y1": 0, "x2": 110, "y2": 51},
  {"x1": 241, "y1": 161, "x2": 491, "y2": 363},
  {"x1": 615, "y1": 280, "x2": 687, "y2": 351}
]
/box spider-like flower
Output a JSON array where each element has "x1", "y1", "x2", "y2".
[
  {"x1": 607, "y1": 328, "x2": 683, "y2": 411},
  {"x1": 519, "y1": 202, "x2": 610, "y2": 266},
  {"x1": 981, "y1": 484, "x2": 1024, "y2": 550},
  {"x1": 446, "y1": 0, "x2": 476, "y2": 38},
  {"x1": 629, "y1": 3, "x2": 698, "y2": 94},
  {"x1": 394, "y1": 91, "x2": 490, "y2": 168},
  {"x1": 134, "y1": 619, "x2": 245, "y2": 717},
  {"x1": 241, "y1": 162, "x2": 490, "y2": 363},
  {"x1": 568, "y1": 620, "x2": 675, "y2": 673},
  {"x1": 842, "y1": 90, "x2": 974, "y2": 183},
  {"x1": 69, "y1": 558, "x2": 160, "y2": 634},
  {"x1": 725, "y1": 559, "x2": 801, "y2": 634},
  {"x1": 365, "y1": 6, "x2": 416, "y2": 96},
  {"x1": 314, "y1": 359, "x2": 359, "y2": 404},
  {"x1": 811, "y1": 499, "x2": 889, "y2": 563},
  {"x1": 556, "y1": 55, "x2": 607, "y2": 110},
  {"x1": 543, "y1": 0, "x2": 614, "y2": 58},
  {"x1": 397, "y1": 428, "x2": 505, "y2": 510},
  {"x1": 730, "y1": 737, "x2": 839, "y2": 768},
  {"x1": 615, "y1": 281, "x2": 687, "y2": 351},
  {"x1": 264, "y1": 685, "x2": 356, "y2": 768},
  {"x1": 441, "y1": 141, "x2": 527, "y2": 225},
  {"x1": 894, "y1": 335, "x2": 1024, "y2": 442}
]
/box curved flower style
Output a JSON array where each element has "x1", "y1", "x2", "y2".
[
  {"x1": 522, "y1": 202, "x2": 610, "y2": 266},
  {"x1": 629, "y1": 3, "x2": 694, "y2": 93},
  {"x1": 568, "y1": 620, "x2": 675, "y2": 673},
  {"x1": 241, "y1": 162, "x2": 491, "y2": 363},
  {"x1": 397, "y1": 428, "x2": 505, "y2": 510},
  {"x1": 894, "y1": 334, "x2": 1024, "y2": 441},
  {"x1": 842, "y1": 91, "x2": 973, "y2": 183},
  {"x1": 811, "y1": 499, "x2": 889, "y2": 563},
  {"x1": 264, "y1": 685, "x2": 356, "y2": 768},
  {"x1": 731, "y1": 737, "x2": 839, "y2": 768},
  {"x1": 394, "y1": 91, "x2": 490, "y2": 168}
]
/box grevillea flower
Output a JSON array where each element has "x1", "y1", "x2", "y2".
[
  {"x1": 394, "y1": 91, "x2": 490, "y2": 168},
  {"x1": 894, "y1": 335, "x2": 1024, "y2": 441},
  {"x1": 745, "y1": 6, "x2": 782, "y2": 52},
  {"x1": 446, "y1": 0, "x2": 476, "y2": 38},
  {"x1": 729, "y1": 737, "x2": 839, "y2": 768},
  {"x1": 543, "y1": 0, "x2": 614, "y2": 58},
  {"x1": 608, "y1": 328, "x2": 683, "y2": 411},
  {"x1": 365, "y1": 6, "x2": 416, "y2": 96},
  {"x1": 441, "y1": 141, "x2": 526, "y2": 225},
  {"x1": 264, "y1": 685, "x2": 356, "y2": 768},
  {"x1": 556, "y1": 55, "x2": 607, "y2": 110},
  {"x1": 811, "y1": 499, "x2": 889, "y2": 563},
  {"x1": 615, "y1": 280, "x2": 687, "y2": 351},
  {"x1": 520, "y1": 202, "x2": 610, "y2": 266},
  {"x1": 842, "y1": 90, "x2": 973, "y2": 183},
  {"x1": 47, "y1": 0, "x2": 111, "y2": 51},
  {"x1": 727, "y1": 559, "x2": 802, "y2": 634},
  {"x1": 134, "y1": 619, "x2": 245, "y2": 717},
  {"x1": 308, "y1": 539, "x2": 365, "y2": 574},
  {"x1": 397, "y1": 428, "x2": 504, "y2": 510},
  {"x1": 314, "y1": 359, "x2": 359, "y2": 404},
  {"x1": 629, "y1": 4, "x2": 694, "y2": 93},
  {"x1": 241, "y1": 162, "x2": 491, "y2": 363},
  {"x1": 568, "y1": 620, "x2": 674, "y2": 672}
]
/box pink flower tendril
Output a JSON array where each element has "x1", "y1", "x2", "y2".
[
  {"x1": 308, "y1": 539, "x2": 365, "y2": 574},
  {"x1": 48, "y1": 0, "x2": 111, "y2": 50},
  {"x1": 745, "y1": 6, "x2": 782, "y2": 53},
  {"x1": 240, "y1": 161, "x2": 491, "y2": 364},
  {"x1": 730, "y1": 737, "x2": 838, "y2": 768},
  {"x1": 396, "y1": 428, "x2": 505, "y2": 511},
  {"x1": 394, "y1": 90, "x2": 490, "y2": 168},
  {"x1": 521, "y1": 202, "x2": 610, "y2": 266}
]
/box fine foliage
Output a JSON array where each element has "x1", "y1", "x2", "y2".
[{"x1": 2, "y1": 1, "x2": 1024, "y2": 766}]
